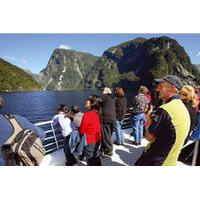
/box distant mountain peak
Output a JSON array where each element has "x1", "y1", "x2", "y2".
[
  {"x1": 38, "y1": 48, "x2": 98, "y2": 90},
  {"x1": 85, "y1": 36, "x2": 200, "y2": 90},
  {"x1": 36, "y1": 36, "x2": 200, "y2": 92}
]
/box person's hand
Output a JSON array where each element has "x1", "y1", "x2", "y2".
[
  {"x1": 145, "y1": 104, "x2": 153, "y2": 125},
  {"x1": 145, "y1": 131, "x2": 156, "y2": 142},
  {"x1": 144, "y1": 104, "x2": 153, "y2": 115}
]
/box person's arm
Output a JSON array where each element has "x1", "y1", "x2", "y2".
[
  {"x1": 135, "y1": 108, "x2": 176, "y2": 166},
  {"x1": 79, "y1": 113, "x2": 88, "y2": 135},
  {"x1": 115, "y1": 98, "x2": 122, "y2": 121},
  {"x1": 34, "y1": 126, "x2": 46, "y2": 142},
  {"x1": 144, "y1": 104, "x2": 154, "y2": 142},
  {"x1": 144, "y1": 104, "x2": 154, "y2": 126},
  {"x1": 15, "y1": 115, "x2": 45, "y2": 142},
  {"x1": 52, "y1": 114, "x2": 58, "y2": 122},
  {"x1": 121, "y1": 97, "x2": 127, "y2": 120},
  {"x1": 144, "y1": 116, "x2": 155, "y2": 142}
]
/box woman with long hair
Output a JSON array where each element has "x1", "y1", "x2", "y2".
[
  {"x1": 79, "y1": 95, "x2": 102, "y2": 166},
  {"x1": 114, "y1": 86, "x2": 127, "y2": 145},
  {"x1": 179, "y1": 85, "x2": 199, "y2": 139}
]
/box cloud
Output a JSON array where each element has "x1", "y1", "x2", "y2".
[
  {"x1": 4, "y1": 55, "x2": 17, "y2": 62},
  {"x1": 197, "y1": 51, "x2": 200, "y2": 57},
  {"x1": 21, "y1": 59, "x2": 27, "y2": 64},
  {"x1": 58, "y1": 44, "x2": 72, "y2": 50}
]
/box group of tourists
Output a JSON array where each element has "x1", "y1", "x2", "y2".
[
  {"x1": 52, "y1": 86, "x2": 127, "y2": 166},
  {"x1": 1, "y1": 74, "x2": 200, "y2": 166},
  {"x1": 135, "y1": 75, "x2": 199, "y2": 165},
  {"x1": 52, "y1": 75, "x2": 200, "y2": 166}
]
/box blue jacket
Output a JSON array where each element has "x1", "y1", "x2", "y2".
[
  {"x1": 68, "y1": 130, "x2": 87, "y2": 156},
  {"x1": 190, "y1": 114, "x2": 200, "y2": 141}
]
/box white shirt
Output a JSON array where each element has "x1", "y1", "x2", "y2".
[{"x1": 52, "y1": 112, "x2": 72, "y2": 137}]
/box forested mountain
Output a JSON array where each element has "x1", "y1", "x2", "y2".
[{"x1": 0, "y1": 58, "x2": 41, "y2": 92}]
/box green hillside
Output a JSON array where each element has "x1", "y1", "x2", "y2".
[
  {"x1": 0, "y1": 58, "x2": 41, "y2": 92},
  {"x1": 84, "y1": 36, "x2": 200, "y2": 90}
]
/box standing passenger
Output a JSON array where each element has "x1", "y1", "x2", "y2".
[
  {"x1": 69, "y1": 105, "x2": 83, "y2": 128},
  {"x1": 52, "y1": 104, "x2": 76, "y2": 166},
  {"x1": 114, "y1": 86, "x2": 127, "y2": 145},
  {"x1": 135, "y1": 75, "x2": 190, "y2": 166},
  {"x1": 79, "y1": 95, "x2": 102, "y2": 166},
  {"x1": 100, "y1": 87, "x2": 116, "y2": 156},
  {"x1": 179, "y1": 85, "x2": 199, "y2": 141},
  {"x1": 131, "y1": 86, "x2": 149, "y2": 145}
]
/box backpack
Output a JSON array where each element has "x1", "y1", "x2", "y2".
[
  {"x1": 132, "y1": 94, "x2": 149, "y2": 114},
  {"x1": 1, "y1": 115, "x2": 45, "y2": 166}
]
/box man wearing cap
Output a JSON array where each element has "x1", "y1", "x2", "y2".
[
  {"x1": 135, "y1": 75, "x2": 190, "y2": 166},
  {"x1": 100, "y1": 87, "x2": 116, "y2": 156}
]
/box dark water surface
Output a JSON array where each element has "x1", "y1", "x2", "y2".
[{"x1": 0, "y1": 91, "x2": 98, "y2": 122}]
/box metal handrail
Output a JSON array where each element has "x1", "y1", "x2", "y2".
[
  {"x1": 50, "y1": 122, "x2": 59, "y2": 150},
  {"x1": 35, "y1": 120, "x2": 64, "y2": 154},
  {"x1": 191, "y1": 141, "x2": 199, "y2": 166},
  {"x1": 35, "y1": 120, "x2": 53, "y2": 126}
]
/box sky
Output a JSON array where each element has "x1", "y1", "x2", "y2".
[{"x1": 0, "y1": 33, "x2": 200, "y2": 74}]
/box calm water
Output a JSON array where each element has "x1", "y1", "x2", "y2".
[
  {"x1": 0, "y1": 91, "x2": 99, "y2": 122},
  {"x1": 0, "y1": 91, "x2": 99, "y2": 165}
]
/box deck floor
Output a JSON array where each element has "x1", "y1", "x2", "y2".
[
  {"x1": 40, "y1": 132, "x2": 149, "y2": 166},
  {"x1": 40, "y1": 131, "x2": 187, "y2": 166}
]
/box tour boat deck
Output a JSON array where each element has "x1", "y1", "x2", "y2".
[
  {"x1": 36, "y1": 117, "x2": 198, "y2": 166},
  {"x1": 39, "y1": 130, "x2": 188, "y2": 166},
  {"x1": 40, "y1": 131, "x2": 147, "y2": 166}
]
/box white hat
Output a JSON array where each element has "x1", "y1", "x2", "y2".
[{"x1": 103, "y1": 87, "x2": 112, "y2": 94}]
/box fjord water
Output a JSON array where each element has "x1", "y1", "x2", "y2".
[
  {"x1": 0, "y1": 91, "x2": 97, "y2": 122},
  {"x1": 0, "y1": 91, "x2": 98, "y2": 165}
]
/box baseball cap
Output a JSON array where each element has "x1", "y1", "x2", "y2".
[{"x1": 154, "y1": 75, "x2": 183, "y2": 90}]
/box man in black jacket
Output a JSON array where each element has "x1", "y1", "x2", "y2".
[{"x1": 100, "y1": 87, "x2": 116, "y2": 156}]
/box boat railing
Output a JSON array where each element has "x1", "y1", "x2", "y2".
[
  {"x1": 121, "y1": 108, "x2": 133, "y2": 130},
  {"x1": 35, "y1": 120, "x2": 64, "y2": 154}
]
